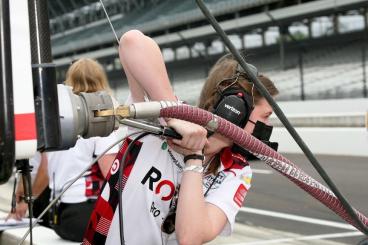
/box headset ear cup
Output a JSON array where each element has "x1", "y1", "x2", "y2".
[
  {"x1": 213, "y1": 95, "x2": 250, "y2": 128},
  {"x1": 213, "y1": 87, "x2": 253, "y2": 128}
]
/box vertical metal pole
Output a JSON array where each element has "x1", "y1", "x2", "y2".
[
  {"x1": 307, "y1": 18, "x2": 312, "y2": 39},
  {"x1": 173, "y1": 47, "x2": 177, "y2": 61},
  {"x1": 279, "y1": 26, "x2": 286, "y2": 70},
  {"x1": 188, "y1": 45, "x2": 192, "y2": 58},
  {"x1": 28, "y1": 0, "x2": 61, "y2": 151},
  {"x1": 298, "y1": 49, "x2": 305, "y2": 100},
  {"x1": 204, "y1": 40, "x2": 209, "y2": 57},
  {"x1": 363, "y1": 8, "x2": 368, "y2": 98},
  {"x1": 363, "y1": 41, "x2": 367, "y2": 98},
  {"x1": 0, "y1": 0, "x2": 15, "y2": 184},
  {"x1": 333, "y1": 14, "x2": 339, "y2": 35},
  {"x1": 16, "y1": 160, "x2": 34, "y2": 245},
  {"x1": 261, "y1": 29, "x2": 266, "y2": 47}
]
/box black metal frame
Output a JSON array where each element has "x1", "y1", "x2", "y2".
[
  {"x1": 0, "y1": 0, "x2": 15, "y2": 184},
  {"x1": 28, "y1": 0, "x2": 61, "y2": 151}
]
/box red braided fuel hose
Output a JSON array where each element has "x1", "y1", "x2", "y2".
[{"x1": 159, "y1": 104, "x2": 368, "y2": 232}]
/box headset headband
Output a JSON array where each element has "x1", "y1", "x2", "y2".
[{"x1": 236, "y1": 62, "x2": 258, "y2": 77}]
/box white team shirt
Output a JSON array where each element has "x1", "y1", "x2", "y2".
[
  {"x1": 102, "y1": 134, "x2": 252, "y2": 245},
  {"x1": 29, "y1": 151, "x2": 42, "y2": 181},
  {"x1": 29, "y1": 128, "x2": 126, "y2": 203},
  {"x1": 49, "y1": 129, "x2": 126, "y2": 203}
]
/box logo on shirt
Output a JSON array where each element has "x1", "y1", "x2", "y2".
[
  {"x1": 203, "y1": 172, "x2": 226, "y2": 190},
  {"x1": 110, "y1": 159, "x2": 120, "y2": 175},
  {"x1": 233, "y1": 184, "x2": 247, "y2": 207},
  {"x1": 141, "y1": 166, "x2": 175, "y2": 201}
]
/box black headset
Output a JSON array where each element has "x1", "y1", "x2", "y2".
[{"x1": 212, "y1": 62, "x2": 258, "y2": 128}]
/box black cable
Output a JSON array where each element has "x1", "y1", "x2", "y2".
[
  {"x1": 204, "y1": 173, "x2": 219, "y2": 197},
  {"x1": 195, "y1": 0, "x2": 368, "y2": 235},
  {"x1": 358, "y1": 236, "x2": 368, "y2": 245},
  {"x1": 11, "y1": 173, "x2": 18, "y2": 214},
  {"x1": 25, "y1": 173, "x2": 33, "y2": 245},
  {"x1": 118, "y1": 132, "x2": 150, "y2": 245}
]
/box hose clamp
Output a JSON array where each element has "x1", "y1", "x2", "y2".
[{"x1": 206, "y1": 115, "x2": 219, "y2": 132}]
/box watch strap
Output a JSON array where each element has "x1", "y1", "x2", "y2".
[{"x1": 183, "y1": 154, "x2": 204, "y2": 163}]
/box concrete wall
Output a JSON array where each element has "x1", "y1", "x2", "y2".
[{"x1": 270, "y1": 98, "x2": 368, "y2": 156}]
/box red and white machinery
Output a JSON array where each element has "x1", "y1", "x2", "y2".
[{"x1": 0, "y1": 0, "x2": 115, "y2": 184}]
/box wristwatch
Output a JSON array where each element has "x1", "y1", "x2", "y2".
[{"x1": 183, "y1": 164, "x2": 204, "y2": 174}]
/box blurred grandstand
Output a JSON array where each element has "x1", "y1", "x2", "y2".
[{"x1": 48, "y1": 0, "x2": 368, "y2": 105}]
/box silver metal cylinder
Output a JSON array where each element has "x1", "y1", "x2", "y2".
[{"x1": 57, "y1": 84, "x2": 115, "y2": 149}]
